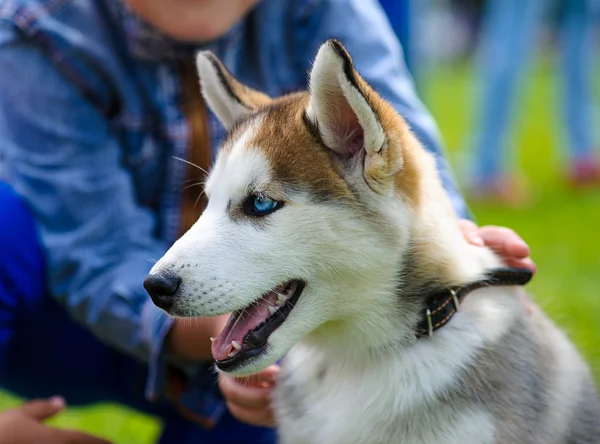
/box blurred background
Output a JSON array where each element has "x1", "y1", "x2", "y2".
[{"x1": 1, "y1": 0, "x2": 599, "y2": 442}]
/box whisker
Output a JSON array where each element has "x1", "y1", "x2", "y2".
[
  {"x1": 194, "y1": 189, "x2": 207, "y2": 208},
  {"x1": 181, "y1": 181, "x2": 205, "y2": 192},
  {"x1": 172, "y1": 156, "x2": 209, "y2": 175}
]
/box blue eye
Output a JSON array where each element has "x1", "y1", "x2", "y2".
[
  {"x1": 243, "y1": 194, "x2": 283, "y2": 216},
  {"x1": 253, "y1": 196, "x2": 277, "y2": 213}
]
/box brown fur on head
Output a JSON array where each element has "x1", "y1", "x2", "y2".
[{"x1": 196, "y1": 39, "x2": 426, "y2": 212}]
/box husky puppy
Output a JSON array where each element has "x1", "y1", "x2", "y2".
[{"x1": 145, "y1": 40, "x2": 600, "y2": 444}]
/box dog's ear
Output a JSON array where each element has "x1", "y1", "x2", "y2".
[
  {"x1": 196, "y1": 51, "x2": 272, "y2": 129},
  {"x1": 306, "y1": 40, "x2": 402, "y2": 188},
  {"x1": 307, "y1": 40, "x2": 387, "y2": 159}
]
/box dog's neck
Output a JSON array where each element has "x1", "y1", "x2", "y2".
[{"x1": 304, "y1": 169, "x2": 502, "y2": 360}]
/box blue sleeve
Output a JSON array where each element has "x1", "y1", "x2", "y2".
[
  {"x1": 0, "y1": 34, "x2": 174, "y2": 399},
  {"x1": 294, "y1": 0, "x2": 471, "y2": 219}
]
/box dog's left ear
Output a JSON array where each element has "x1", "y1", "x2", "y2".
[
  {"x1": 306, "y1": 40, "x2": 402, "y2": 188},
  {"x1": 196, "y1": 51, "x2": 272, "y2": 129}
]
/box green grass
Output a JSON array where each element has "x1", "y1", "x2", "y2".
[{"x1": 1, "y1": 59, "x2": 598, "y2": 443}]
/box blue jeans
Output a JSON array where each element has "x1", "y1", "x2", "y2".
[
  {"x1": 0, "y1": 182, "x2": 275, "y2": 444},
  {"x1": 472, "y1": 0, "x2": 598, "y2": 181}
]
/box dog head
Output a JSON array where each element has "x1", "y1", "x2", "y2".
[{"x1": 145, "y1": 40, "x2": 438, "y2": 374}]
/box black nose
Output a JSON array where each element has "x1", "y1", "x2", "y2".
[{"x1": 144, "y1": 273, "x2": 181, "y2": 311}]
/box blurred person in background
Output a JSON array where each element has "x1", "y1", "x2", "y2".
[
  {"x1": 0, "y1": 0, "x2": 536, "y2": 442},
  {"x1": 468, "y1": 0, "x2": 600, "y2": 203}
]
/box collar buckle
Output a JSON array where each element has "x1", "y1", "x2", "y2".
[
  {"x1": 426, "y1": 309, "x2": 433, "y2": 337},
  {"x1": 450, "y1": 288, "x2": 460, "y2": 310}
]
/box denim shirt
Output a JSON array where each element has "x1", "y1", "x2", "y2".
[{"x1": 0, "y1": 0, "x2": 468, "y2": 424}]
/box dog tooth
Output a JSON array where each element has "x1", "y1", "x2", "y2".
[
  {"x1": 275, "y1": 299, "x2": 286, "y2": 307},
  {"x1": 209, "y1": 337, "x2": 215, "y2": 342},
  {"x1": 268, "y1": 306, "x2": 277, "y2": 315},
  {"x1": 231, "y1": 341, "x2": 241, "y2": 350},
  {"x1": 277, "y1": 293, "x2": 288, "y2": 302},
  {"x1": 228, "y1": 349, "x2": 240, "y2": 358}
]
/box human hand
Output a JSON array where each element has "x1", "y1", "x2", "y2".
[
  {"x1": 167, "y1": 315, "x2": 229, "y2": 361},
  {"x1": 218, "y1": 365, "x2": 279, "y2": 427},
  {"x1": 458, "y1": 220, "x2": 537, "y2": 274},
  {"x1": 459, "y1": 220, "x2": 535, "y2": 315},
  {"x1": 0, "y1": 397, "x2": 112, "y2": 444}
]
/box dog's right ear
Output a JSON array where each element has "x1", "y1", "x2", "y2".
[
  {"x1": 305, "y1": 40, "x2": 403, "y2": 193},
  {"x1": 196, "y1": 51, "x2": 272, "y2": 129}
]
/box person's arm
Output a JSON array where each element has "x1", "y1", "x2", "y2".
[
  {"x1": 293, "y1": 0, "x2": 470, "y2": 219},
  {"x1": 0, "y1": 32, "x2": 219, "y2": 399}
]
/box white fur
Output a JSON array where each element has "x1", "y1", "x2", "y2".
[
  {"x1": 274, "y1": 284, "x2": 522, "y2": 444},
  {"x1": 529, "y1": 305, "x2": 593, "y2": 439}
]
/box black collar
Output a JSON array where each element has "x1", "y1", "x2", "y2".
[{"x1": 415, "y1": 268, "x2": 533, "y2": 338}]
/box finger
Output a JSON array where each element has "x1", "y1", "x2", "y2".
[
  {"x1": 234, "y1": 365, "x2": 280, "y2": 387},
  {"x1": 55, "y1": 429, "x2": 113, "y2": 444},
  {"x1": 458, "y1": 220, "x2": 484, "y2": 246},
  {"x1": 478, "y1": 226, "x2": 530, "y2": 259},
  {"x1": 219, "y1": 374, "x2": 272, "y2": 409},
  {"x1": 503, "y1": 257, "x2": 537, "y2": 275},
  {"x1": 457, "y1": 219, "x2": 478, "y2": 231},
  {"x1": 225, "y1": 401, "x2": 276, "y2": 428},
  {"x1": 20, "y1": 396, "x2": 66, "y2": 420}
]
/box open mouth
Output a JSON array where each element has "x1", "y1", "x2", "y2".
[{"x1": 211, "y1": 280, "x2": 305, "y2": 371}]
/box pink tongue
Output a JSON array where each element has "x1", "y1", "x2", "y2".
[{"x1": 212, "y1": 291, "x2": 279, "y2": 361}]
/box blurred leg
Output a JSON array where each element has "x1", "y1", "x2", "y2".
[
  {"x1": 471, "y1": 0, "x2": 544, "y2": 184},
  {"x1": 558, "y1": 0, "x2": 596, "y2": 163}
]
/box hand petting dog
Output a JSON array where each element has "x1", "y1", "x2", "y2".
[
  {"x1": 458, "y1": 220, "x2": 537, "y2": 274},
  {"x1": 219, "y1": 365, "x2": 279, "y2": 427},
  {"x1": 219, "y1": 221, "x2": 538, "y2": 428}
]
